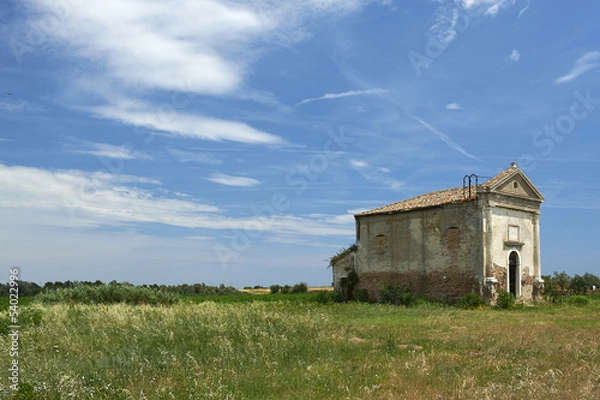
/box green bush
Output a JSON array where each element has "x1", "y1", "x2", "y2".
[
  {"x1": 281, "y1": 285, "x2": 291, "y2": 294},
  {"x1": 379, "y1": 285, "x2": 415, "y2": 307},
  {"x1": 354, "y1": 288, "x2": 370, "y2": 303},
  {"x1": 543, "y1": 288, "x2": 562, "y2": 304},
  {"x1": 270, "y1": 285, "x2": 281, "y2": 294},
  {"x1": 564, "y1": 295, "x2": 591, "y2": 306},
  {"x1": 459, "y1": 293, "x2": 486, "y2": 309},
  {"x1": 0, "y1": 306, "x2": 43, "y2": 335},
  {"x1": 36, "y1": 284, "x2": 178, "y2": 306},
  {"x1": 292, "y1": 282, "x2": 308, "y2": 294},
  {"x1": 0, "y1": 315, "x2": 10, "y2": 335},
  {"x1": 315, "y1": 290, "x2": 343, "y2": 304},
  {"x1": 20, "y1": 306, "x2": 44, "y2": 326},
  {"x1": 496, "y1": 290, "x2": 515, "y2": 310}
]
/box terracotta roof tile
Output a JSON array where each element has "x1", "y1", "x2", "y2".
[
  {"x1": 356, "y1": 165, "x2": 519, "y2": 217},
  {"x1": 480, "y1": 164, "x2": 519, "y2": 189},
  {"x1": 356, "y1": 187, "x2": 472, "y2": 216}
]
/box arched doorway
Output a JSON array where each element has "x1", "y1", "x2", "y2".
[{"x1": 508, "y1": 251, "x2": 519, "y2": 297}]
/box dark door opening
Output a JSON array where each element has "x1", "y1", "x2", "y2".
[{"x1": 509, "y1": 251, "x2": 518, "y2": 297}]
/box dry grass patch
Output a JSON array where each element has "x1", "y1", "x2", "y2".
[{"x1": 0, "y1": 301, "x2": 599, "y2": 399}]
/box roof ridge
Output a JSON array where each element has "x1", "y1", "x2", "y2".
[
  {"x1": 355, "y1": 163, "x2": 528, "y2": 217},
  {"x1": 355, "y1": 186, "x2": 469, "y2": 216}
]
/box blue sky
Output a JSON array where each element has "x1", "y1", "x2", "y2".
[{"x1": 0, "y1": 0, "x2": 599, "y2": 287}]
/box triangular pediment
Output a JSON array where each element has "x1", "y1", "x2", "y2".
[{"x1": 484, "y1": 167, "x2": 544, "y2": 202}]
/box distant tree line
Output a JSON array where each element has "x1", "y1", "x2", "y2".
[
  {"x1": 269, "y1": 282, "x2": 308, "y2": 294},
  {"x1": 542, "y1": 271, "x2": 600, "y2": 297},
  {"x1": 0, "y1": 280, "x2": 239, "y2": 297}
]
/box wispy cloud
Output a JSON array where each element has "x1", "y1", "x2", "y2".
[
  {"x1": 509, "y1": 49, "x2": 521, "y2": 62},
  {"x1": 350, "y1": 159, "x2": 368, "y2": 168},
  {"x1": 0, "y1": 163, "x2": 217, "y2": 229},
  {"x1": 89, "y1": 100, "x2": 283, "y2": 145},
  {"x1": 517, "y1": 1, "x2": 530, "y2": 18},
  {"x1": 76, "y1": 142, "x2": 152, "y2": 160},
  {"x1": 427, "y1": 6, "x2": 464, "y2": 50},
  {"x1": 460, "y1": 0, "x2": 516, "y2": 17},
  {"x1": 555, "y1": 51, "x2": 600, "y2": 84},
  {"x1": 27, "y1": 0, "x2": 265, "y2": 95},
  {"x1": 207, "y1": 173, "x2": 260, "y2": 187},
  {"x1": 23, "y1": 0, "x2": 381, "y2": 148},
  {"x1": 446, "y1": 102, "x2": 463, "y2": 110},
  {"x1": 165, "y1": 148, "x2": 222, "y2": 165},
  {"x1": 349, "y1": 159, "x2": 404, "y2": 191},
  {"x1": 23, "y1": 0, "x2": 382, "y2": 99},
  {"x1": 403, "y1": 110, "x2": 481, "y2": 161},
  {"x1": 427, "y1": 0, "x2": 516, "y2": 56},
  {"x1": 296, "y1": 88, "x2": 387, "y2": 106},
  {"x1": 0, "y1": 164, "x2": 353, "y2": 237},
  {"x1": 0, "y1": 98, "x2": 43, "y2": 113}
]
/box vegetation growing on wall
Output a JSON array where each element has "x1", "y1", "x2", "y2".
[{"x1": 328, "y1": 243, "x2": 357, "y2": 268}]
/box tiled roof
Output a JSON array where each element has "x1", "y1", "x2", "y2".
[
  {"x1": 355, "y1": 187, "x2": 471, "y2": 216},
  {"x1": 480, "y1": 164, "x2": 519, "y2": 189},
  {"x1": 356, "y1": 165, "x2": 520, "y2": 217}
]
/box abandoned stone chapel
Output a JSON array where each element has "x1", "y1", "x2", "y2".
[{"x1": 332, "y1": 163, "x2": 545, "y2": 303}]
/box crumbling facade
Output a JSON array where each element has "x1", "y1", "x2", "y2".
[{"x1": 332, "y1": 163, "x2": 544, "y2": 303}]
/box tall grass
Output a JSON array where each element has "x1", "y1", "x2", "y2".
[{"x1": 1, "y1": 300, "x2": 599, "y2": 399}]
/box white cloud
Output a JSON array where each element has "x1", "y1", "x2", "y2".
[
  {"x1": 28, "y1": 0, "x2": 264, "y2": 95},
  {"x1": 350, "y1": 159, "x2": 404, "y2": 191},
  {"x1": 165, "y1": 148, "x2": 222, "y2": 165},
  {"x1": 27, "y1": 0, "x2": 378, "y2": 96},
  {"x1": 459, "y1": 0, "x2": 516, "y2": 17},
  {"x1": 182, "y1": 236, "x2": 214, "y2": 241},
  {"x1": 297, "y1": 88, "x2": 387, "y2": 106},
  {"x1": 426, "y1": 1, "x2": 515, "y2": 57},
  {"x1": 0, "y1": 164, "x2": 353, "y2": 237},
  {"x1": 207, "y1": 173, "x2": 260, "y2": 187},
  {"x1": 509, "y1": 49, "x2": 521, "y2": 62},
  {"x1": 446, "y1": 102, "x2": 463, "y2": 110},
  {"x1": 0, "y1": 164, "x2": 217, "y2": 229},
  {"x1": 76, "y1": 142, "x2": 152, "y2": 160},
  {"x1": 555, "y1": 51, "x2": 600, "y2": 84},
  {"x1": 23, "y1": 0, "x2": 381, "y2": 147},
  {"x1": 350, "y1": 159, "x2": 368, "y2": 168},
  {"x1": 89, "y1": 100, "x2": 283, "y2": 145},
  {"x1": 389, "y1": 180, "x2": 403, "y2": 190},
  {"x1": 428, "y1": 6, "x2": 463, "y2": 49}
]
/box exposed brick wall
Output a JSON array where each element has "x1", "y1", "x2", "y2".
[
  {"x1": 356, "y1": 269, "x2": 480, "y2": 303},
  {"x1": 492, "y1": 263, "x2": 507, "y2": 292}
]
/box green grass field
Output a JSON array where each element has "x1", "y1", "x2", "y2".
[{"x1": 1, "y1": 296, "x2": 599, "y2": 399}]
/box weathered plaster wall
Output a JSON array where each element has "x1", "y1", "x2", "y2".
[
  {"x1": 355, "y1": 202, "x2": 483, "y2": 301},
  {"x1": 332, "y1": 252, "x2": 355, "y2": 292},
  {"x1": 481, "y1": 192, "x2": 542, "y2": 301}
]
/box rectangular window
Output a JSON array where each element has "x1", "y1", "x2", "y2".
[{"x1": 508, "y1": 225, "x2": 520, "y2": 242}]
